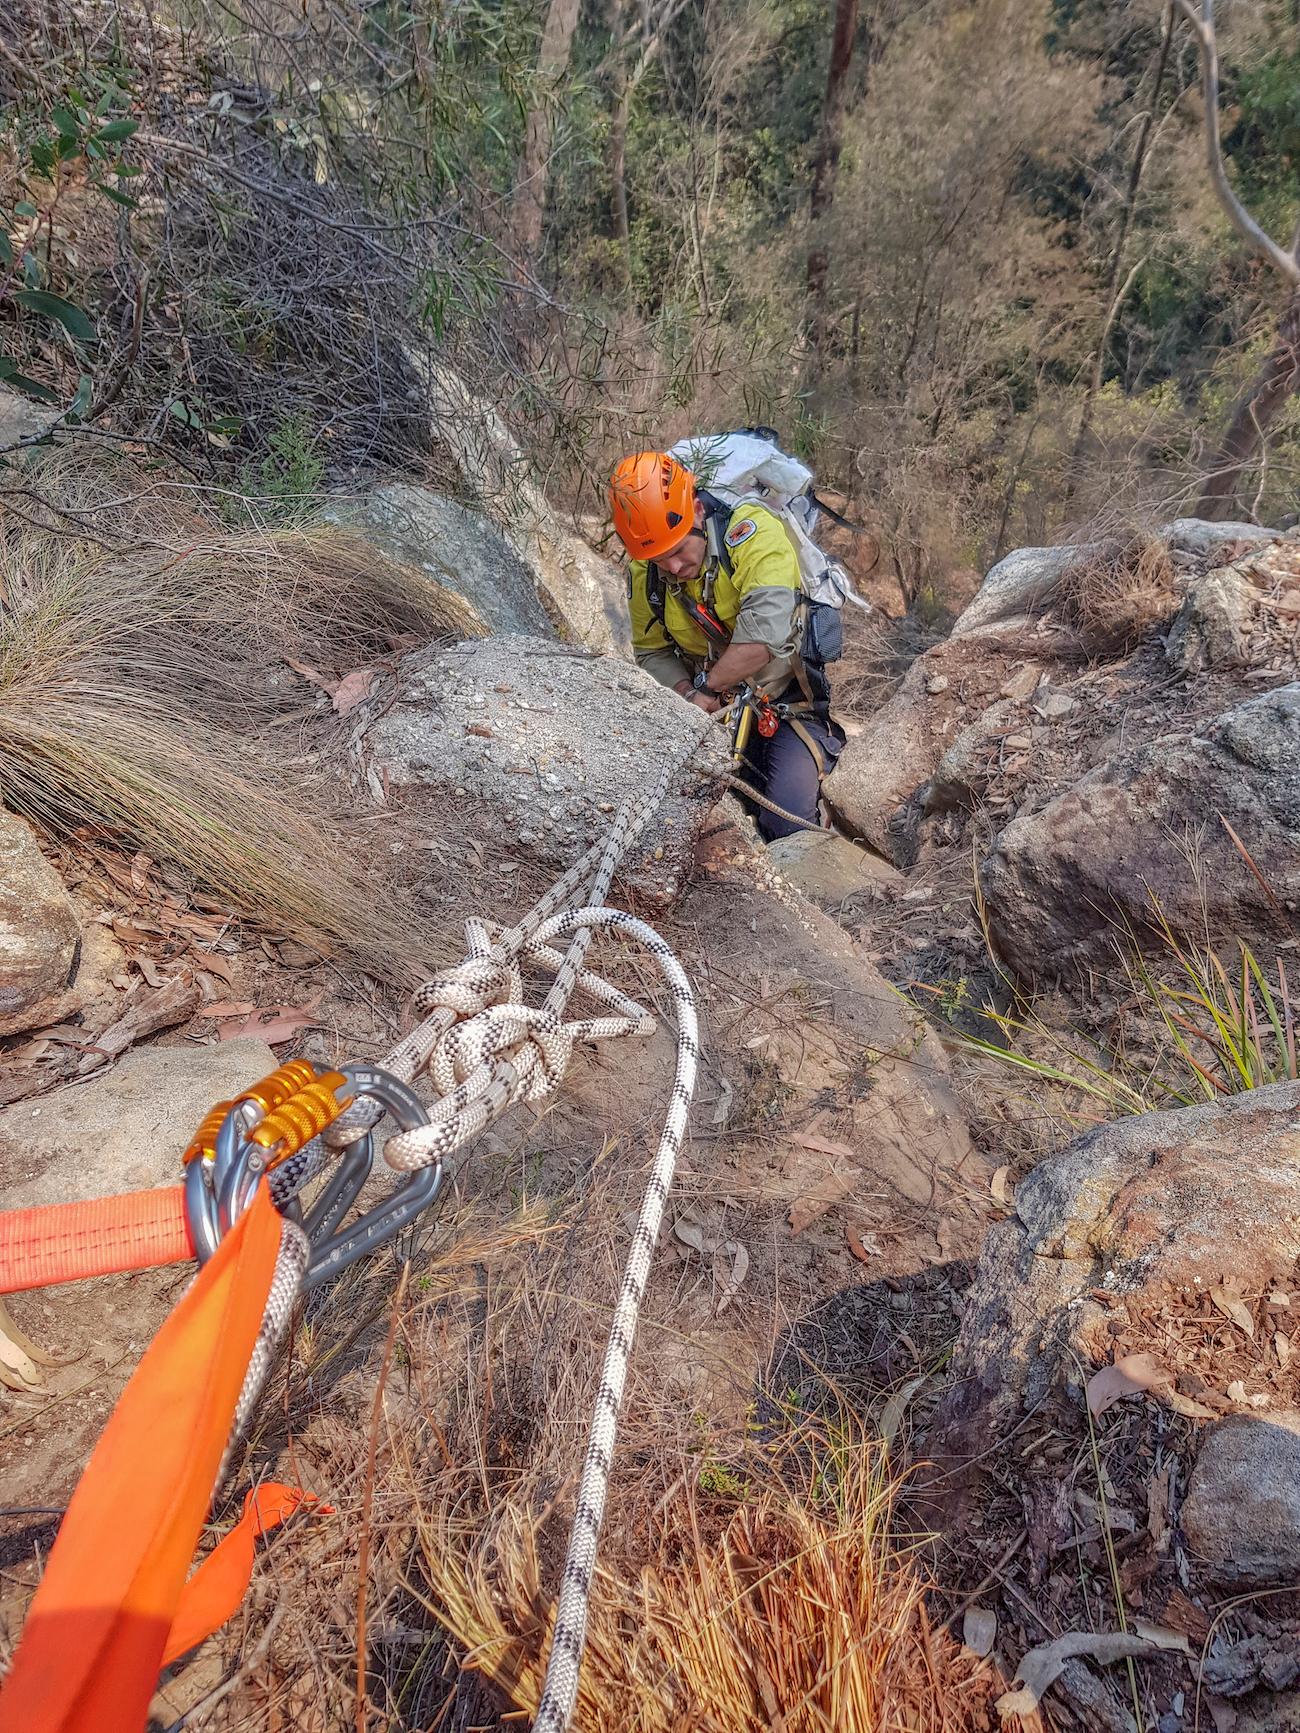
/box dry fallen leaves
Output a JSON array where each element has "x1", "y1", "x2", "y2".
[
  {"x1": 220, "y1": 1001, "x2": 324, "y2": 1046},
  {"x1": 715, "y1": 1241, "x2": 749, "y2": 1315},
  {"x1": 788, "y1": 1172, "x2": 853, "y2": 1235},
  {"x1": 1086, "y1": 1351, "x2": 1218, "y2": 1421},
  {"x1": 996, "y1": 1628, "x2": 1187, "y2": 1720},
  {"x1": 1209, "y1": 1282, "x2": 1255, "y2": 1340},
  {"x1": 332, "y1": 667, "x2": 377, "y2": 714},
  {"x1": 846, "y1": 1225, "x2": 882, "y2": 1262}
]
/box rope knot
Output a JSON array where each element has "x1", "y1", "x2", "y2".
[
  {"x1": 430, "y1": 1004, "x2": 573, "y2": 1105},
  {"x1": 413, "y1": 953, "x2": 520, "y2": 1020}
]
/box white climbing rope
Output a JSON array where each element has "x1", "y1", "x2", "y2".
[{"x1": 299, "y1": 754, "x2": 705, "y2": 1731}]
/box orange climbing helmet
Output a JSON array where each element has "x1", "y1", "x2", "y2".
[{"x1": 609, "y1": 450, "x2": 697, "y2": 559}]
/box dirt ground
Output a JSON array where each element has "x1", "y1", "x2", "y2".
[{"x1": 0, "y1": 791, "x2": 1002, "y2": 1730}]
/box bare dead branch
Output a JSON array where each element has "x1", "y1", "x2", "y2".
[{"x1": 1177, "y1": 0, "x2": 1300, "y2": 284}]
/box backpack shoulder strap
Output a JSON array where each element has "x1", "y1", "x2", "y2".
[{"x1": 644, "y1": 561, "x2": 669, "y2": 631}]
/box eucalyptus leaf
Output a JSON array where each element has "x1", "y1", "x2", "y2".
[
  {"x1": 0, "y1": 370, "x2": 61, "y2": 404},
  {"x1": 95, "y1": 118, "x2": 139, "y2": 143},
  {"x1": 68, "y1": 374, "x2": 93, "y2": 420},
  {"x1": 13, "y1": 290, "x2": 98, "y2": 343}
]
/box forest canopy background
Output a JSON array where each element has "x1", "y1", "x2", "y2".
[{"x1": 2, "y1": 0, "x2": 1298, "y2": 608}]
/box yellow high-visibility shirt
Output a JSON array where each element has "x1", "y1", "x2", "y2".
[{"x1": 628, "y1": 502, "x2": 801, "y2": 693}]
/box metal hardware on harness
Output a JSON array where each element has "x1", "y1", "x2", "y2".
[
  {"x1": 300, "y1": 1064, "x2": 442, "y2": 1292},
  {"x1": 183, "y1": 1062, "x2": 441, "y2": 1284}
]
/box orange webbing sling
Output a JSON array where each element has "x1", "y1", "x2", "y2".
[
  {"x1": 0, "y1": 1187, "x2": 285, "y2": 1733},
  {"x1": 0, "y1": 1188, "x2": 193, "y2": 1293}
]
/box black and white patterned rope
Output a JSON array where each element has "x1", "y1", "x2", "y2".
[
  {"x1": 221, "y1": 745, "x2": 706, "y2": 1726},
  {"x1": 527, "y1": 907, "x2": 699, "y2": 1733}
]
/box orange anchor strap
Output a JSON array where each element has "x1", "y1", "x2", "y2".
[
  {"x1": 160, "y1": 1482, "x2": 332, "y2": 1669},
  {"x1": 0, "y1": 1186, "x2": 284, "y2": 1733},
  {"x1": 0, "y1": 1188, "x2": 193, "y2": 1294}
]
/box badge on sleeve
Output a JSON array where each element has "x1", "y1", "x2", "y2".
[{"x1": 725, "y1": 518, "x2": 757, "y2": 548}]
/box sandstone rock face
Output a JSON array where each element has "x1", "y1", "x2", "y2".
[
  {"x1": 692, "y1": 814, "x2": 991, "y2": 1256},
  {"x1": 980, "y1": 682, "x2": 1300, "y2": 978},
  {"x1": 0, "y1": 814, "x2": 80, "y2": 1037},
  {"x1": 929, "y1": 1080, "x2": 1300, "y2": 1461},
  {"x1": 1165, "y1": 566, "x2": 1257, "y2": 672},
  {"x1": 824, "y1": 649, "x2": 954, "y2": 859},
  {"x1": 0, "y1": 1035, "x2": 279, "y2": 1208},
  {"x1": 1183, "y1": 1413, "x2": 1300, "y2": 1588},
  {"x1": 947, "y1": 544, "x2": 1092, "y2": 640},
  {"x1": 367, "y1": 635, "x2": 728, "y2": 906},
  {"x1": 765, "y1": 830, "x2": 902, "y2": 911},
  {"x1": 331, "y1": 484, "x2": 551, "y2": 637}
]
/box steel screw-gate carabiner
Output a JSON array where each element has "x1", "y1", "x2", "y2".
[{"x1": 183, "y1": 1062, "x2": 444, "y2": 1291}]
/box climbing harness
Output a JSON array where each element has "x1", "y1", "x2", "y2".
[
  {"x1": 716, "y1": 684, "x2": 830, "y2": 837},
  {"x1": 0, "y1": 757, "x2": 704, "y2": 1733}
]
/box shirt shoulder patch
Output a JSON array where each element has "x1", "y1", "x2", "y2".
[{"x1": 725, "y1": 517, "x2": 758, "y2": 547}]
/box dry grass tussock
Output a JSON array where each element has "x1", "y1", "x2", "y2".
[
  {"x1": 242, "y1": 1173, "x2": 996, "y2": 1733},
  {"x1": 1055, "y1": 533, "x2": 1177, "y2": 658},
  {"x1": 406, "y1": 1422, "x2": 990, "y2": 1732},
  {"x1": 0, "y1": 458, "x2": 484, "y2": 980}
]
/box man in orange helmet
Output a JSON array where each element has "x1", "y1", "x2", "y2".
[{"x1": 608, "y1": 450, "x2": 843, "y2": 841}]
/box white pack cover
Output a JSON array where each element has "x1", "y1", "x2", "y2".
[{"x1": 669, "y1": 430, "x2": 869, "y2": 610}]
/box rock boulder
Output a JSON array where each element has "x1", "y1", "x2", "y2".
[
  {"x1": 980, "y1": 682, "x2": 1300, "y2": 977},
  {"x1": 0, "y1": 814, "x2": 80, "y2": 1036},
  {"x1": 330, "y1": 484, "x2": 551, "y2": 637},
  {"x1": 1183, "y1": 1413, "x2": 1300, "y2": 1589},
  {"x1": 766, "y1": 830, "x2": 902, "y2": 912},
  {"x1": 366, "y1": 635, "x2": 728, "y2": 906},
  {"x1": 948, "y1": 544, "x2": 1094, "y2": 640},
  {"x1": 929, "y1": 1078, "x2": 1300, "y2": 1476},
  {"x1": 0, "y1": 1035, "x2": 280, "y2": 1208}
]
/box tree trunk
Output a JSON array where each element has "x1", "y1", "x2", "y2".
[
  {"x1": 1197, "y1": 288, "x2": 1300, "y2": 518},
  {"x1": 511, "y1": 0, "x2": 583, "y2": 274},
  {"x1": 609, "y1": 57, "x2": 632, "y2": 291},
  {"x1": 806, "y1": 0, "x2": 860, "y2": 356},
  {"x1": 1066, "y1": 4, "x2": 1175, "y2": 498}
]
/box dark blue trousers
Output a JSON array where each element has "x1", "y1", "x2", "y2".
[{"x1": 741, "y1": 711, "x2": 844, "y2": 842}]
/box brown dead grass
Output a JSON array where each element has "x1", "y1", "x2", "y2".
[
  {"x1": 0, "y1": 456, "x2": 485, "y2": 982},
  {"x1": 406, "y1": 1422, "x2": 994, "y2": 1733},
  {"x1": 209, "y1": 1152, "x2": 999, "y2": 1733},
  {"x1": 1056, "y1": 534, "x2": 1177, "y2": 658}
]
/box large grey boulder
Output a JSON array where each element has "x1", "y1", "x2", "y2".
[
  {"x1": 366, "y1": 635, "x2": 728, "y2": 907},
  {"x1": 1183, "y1": 1413, "x2": 1300, "y2": 1589},
  {"x1": 929, "y1": 1078, "x2": 1300, "y2": 1479},
  {"x1": 0, "y1": 813, "x2": 80, "y2": 1036},
  {"x1": 0, "y1": 1035, "x2": 279, "y2": 1208},
  {"x1": 980, "y1": 682, "x2": 1300, "y2": 978},
  {"x1": 1164, "y1": 517, "x2": 1280, "y2": 562},
  {"x1": 329, "y1": 483, "x2": 551, "y2": 637},
  {"x1": 948, "y1": 544, "x2": 1093, "y2": 639}
]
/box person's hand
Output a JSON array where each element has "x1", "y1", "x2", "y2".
[{"x1": 687, "y1": 688, "x2": 722, "y2": 715}]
